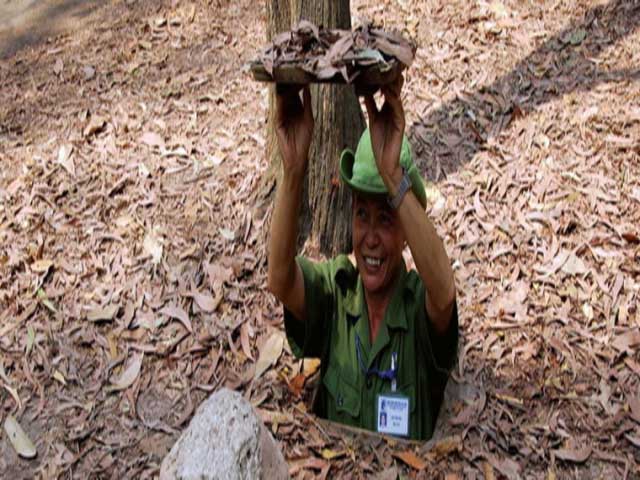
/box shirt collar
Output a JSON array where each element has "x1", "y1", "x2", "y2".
[{"x1": 341, "y1": 258, "x2": 413, "y2": 331}]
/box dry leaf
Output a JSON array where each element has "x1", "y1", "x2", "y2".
[
  {"x1": 425, "y1": 182, "x2": 445, "y2": 207},
  {"x1": 31, "y1": 259, "x2": 53, "y2": 273},
  {"x1": 108, "y1": 353, "x2": 144, "y2": 391},
  {"x1": 568, "y1": 29, "x2": 587, "y2": 45},
  {"x1": 53, "y1": 370, "x2": 67, "y2": 385},
  {"x1": 57, "y1": 144, "x2": 75, "y2": 176},
  {"x1": 485, "y1": 453, "x2": 521, "y2": 479},
  {"x1": 625, "y1": 433, "x2": 640, "y2": 448},
  {"x1": 392, "y1": 450, "x2": 426, "y2": 470},
  {"x1": 431, "y1": 435, "x2": 462, "y2": 457},
  {"x1": 138, "y1": 163, "x2": 151, "y2": 178},
  {"x1": 257, "y1": 409, "x2": 294, "y2": 425},
  {"x1": 115, "y1": 215, "x2": 134, "y2": 228},
  {"x1": 611, "y1": 330, "x2": 640, "y2": 353},
  {"x1": 140, "y1": 131, "x2": 165, "y2": 148},
  {"x1": 83, "y1": 65, "x2": 96, "y2": 80},
  {"x1": 159, "y1": 305, "x2": 193, "y2": 333},
  {"x1": 628, "y1": 395, "x2": 640, "y2": 422},
  {"x1": 561, "y1": 253, "x2": 588, "y2": 276},
  {"x1": 596, "y1": 379, "x2": 619, "y2": 416},
  {"x1": 482, "y1": 461, "x2": 496, "y2": 480},
  {"x1": 495, "y1": 392, "x2": 524, "y2": 407},
  {"x1": 143, "y1": 231, "x2": 163, "y2": 264},
  {"x1": 87, "y1": 304, "x2": 119, "y2": 322},
  {"x1": 288, "y1": 456, "x2": 327, "y2": 475},
  {"x1": 240, "y1": 322, "x2": 254, "y2": 361},
  {"x1": 321, "y1": 448, "x2": 345, "y2": 460},
  {"x1": 192, "y1": 291, "x2": 218, "y2": 313},
  {"x1": 618, "y1": 301, "x2": 629, "y2": 325},
  {"x1": 219, "y1": 228, "x2": 236, "y2": 241},
  {"x1": 552, "y1": 445, "x2": 591, "y2": 463},
  {"x1": 37, "y1": 288, "x2": 57, "y2": 313},
  {"x1": 84, "y1": 115, "x2": 106, "y2": 137},
  {"x1": 489, "y1": 1, "x2": 508, "y2": 18},
  {"x1": 205, "y1": 262, "x2": 234, "y2": 289},
  {"x1": 53, "y1": 58, "x2": 63, "y2": 75},
  {"x1": 302, "y1": 358, "x2": 321, "y2": 378},
  {"x1": 4, "y1": 415, "x2": 37, "y2": 459},
  {"x1": 254, "y1": 332, "x2": 284, "y2": 379},
  {"x1": 375, "y1": 468, "x2": 399, "y2": 480},
  {"x1": 536, "y1": 249, "x2": 570, "y2": 277},
  {"x1": 288, "y1": 373, "x2": 306, "y2": 396},
  {"x1": 4, "y1": 384, "x2": 22, "y2": 409},
  {"x1": 161, "y1": 146, "x2": 189, "y2": 158}
]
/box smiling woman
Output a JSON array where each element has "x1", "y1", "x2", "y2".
[
  {"x1": 351, "y1": 193, "x2": 407, "y2": 342},
  {"x1": 354, "y1": 193, "x2": 405, "y2": 293},
  {"x1": 267, "y1": 74, "x2": 459, "y2": 440}
]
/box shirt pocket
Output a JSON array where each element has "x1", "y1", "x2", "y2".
[{"x1": 323, "y1": 362, "x2": 361, "y2": 420}]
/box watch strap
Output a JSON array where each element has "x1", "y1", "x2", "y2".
[{"x1": 388, "y1": 168, "x2": 411, "y2": 209}]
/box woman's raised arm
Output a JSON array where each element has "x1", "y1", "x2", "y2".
[{"x1": 266, "y1": 85, "x2": 314, "y2": 322}]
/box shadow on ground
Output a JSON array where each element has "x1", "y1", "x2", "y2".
[
  {"x1": 408, "y1": 0, "x2": 640, "y2": 181},
  {"x1": 0, "y1": 0, "x2": 109, "y2": 59},
  {"x1": 1, "y1": 0, "x2": 638, "y2": 181}
]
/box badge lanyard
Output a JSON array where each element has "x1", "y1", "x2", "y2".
[
  {"x1": 355, "y1": 334, "x2": 398, "y2": 392},
  {"x1": 356, "y1": 334, "x2": 409, "y2": 436}
]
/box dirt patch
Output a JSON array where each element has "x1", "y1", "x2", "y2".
[
  {"x1": 0, "y1": 408, "x2": 46, "y2": 479},
  {"x1": 0, "y1": 0, "x2": 112, "y2": 59}
]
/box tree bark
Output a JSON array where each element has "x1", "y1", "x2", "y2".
[{"x1": 262, "y1": 0, "x2": 366, "y2": 256}]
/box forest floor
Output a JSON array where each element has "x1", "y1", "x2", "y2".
[{"x1": 1, "y1": 0, "x2": 639, "y2": 478}]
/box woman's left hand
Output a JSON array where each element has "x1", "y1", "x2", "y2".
[{"x1": 363, "y1": 73, "x2": 406, "y2": 189}]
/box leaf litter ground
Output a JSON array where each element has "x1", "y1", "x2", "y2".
[{"x1": 0, "y1": 0, "x2": 639, "y2": 478}]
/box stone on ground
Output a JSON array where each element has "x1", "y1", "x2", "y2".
[{"x1": 160, "y1": 388, "x2": 288, "y2": 480}]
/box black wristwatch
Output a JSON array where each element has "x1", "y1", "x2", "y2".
[{"x1": 388, "y1": 167, "x2": 411, "y2": 209}]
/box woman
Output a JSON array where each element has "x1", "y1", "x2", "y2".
[{"x1": 267, "y1": 75, "x2": 458, "y2": 440}]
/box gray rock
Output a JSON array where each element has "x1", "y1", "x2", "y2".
[{"x1": 160, "y1": 389, "x2": 288, "y2": 480}]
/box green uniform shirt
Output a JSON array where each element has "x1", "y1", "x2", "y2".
[{"x1": 284, "y1": 254, "x2": 459, "y2": 441}]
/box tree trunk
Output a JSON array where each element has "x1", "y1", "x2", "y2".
[{"x1": 262, "y1": 0, "x2": 366, "y2": 256}]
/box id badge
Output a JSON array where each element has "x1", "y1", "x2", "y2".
[{"x1": 376, "y1": 393, "x2": 409, "y2": 437}]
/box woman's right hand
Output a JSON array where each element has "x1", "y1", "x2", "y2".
[{"x1": 275, "y1": 84, "x2": 314, "y2": 178}]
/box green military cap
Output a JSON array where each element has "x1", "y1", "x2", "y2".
[{"x1": 339, "y1": 128, "x2": 427, "y2": 209}]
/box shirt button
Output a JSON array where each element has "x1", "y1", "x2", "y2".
[{"x1": 366, "y1": 378, "x2": 372, "y2": 389}]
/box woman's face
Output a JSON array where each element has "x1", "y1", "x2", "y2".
[{"x1": 352, "y1": 193, "x2": 405, "y2": 296}]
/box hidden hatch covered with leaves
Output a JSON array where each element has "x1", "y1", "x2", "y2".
[{"x1": 250, "y1": 20, "x2": 416, "y2": 85}]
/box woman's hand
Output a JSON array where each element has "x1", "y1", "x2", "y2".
[
  {"x1": 269, "y1": 84, "x2": 313, "y2": 324},
  {"x1": 362, "y1": 74, "x2": 406, "y2": 189},
  {"x1": 275, "y1": 85, "x2": 314, "y2": 179}
]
